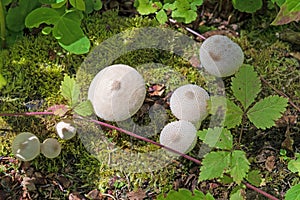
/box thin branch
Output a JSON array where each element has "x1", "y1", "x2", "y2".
[{"x1": 243, "y1": 181, "x2": 280, "y2": 200}]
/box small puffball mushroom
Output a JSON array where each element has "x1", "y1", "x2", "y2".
[
  {"x1": 40, "y1": 138, "x2": 61, "y2": 159},
  {"x1": 170, "y1": 84, "x2": 209, "y2": 125},
  {"x1": 199, "y1": 35, "x2": 244, "y2": 77},
  {"x1": 88, "y1": 64, "x2": 146, "y2": 121},
  {"x1": 159, "y1": 120, "x2": 197, "y2": 154},
  {"x1": 12, "y1": 132, "x2": 40, "y2": 161},
  {"x1": 55, "y1": 120, "x2": 77, "y2": 140}
]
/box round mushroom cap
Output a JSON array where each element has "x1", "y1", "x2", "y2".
[
  {"x1": 159, "y1": 120, "x2": 197, "y2": 154},
  {"x1": 40, "y1": 138, "x2": 61, "y2": 159},
  {"x1": 170, "y1": 84, "x2": 209, "y2": 125},
  {"x1": 56, "y1": 120, "x2": 77, "y2": 140},
  {"x1": 12, "y1": 132, "x2": 40, "y2": 161},
  {"x1": 199, "y1": 35, "x2": 244, "y2": 77},
  {"x1": 88, "y1": 64, "x2": 146, "y2": 121}
]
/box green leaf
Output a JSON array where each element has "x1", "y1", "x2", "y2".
[
  {"x1": 85, "y1": 0, "x2": 102, "y2": 13},
  {"x1": 135, "y1": 0, "x2": 159, "y2": 15},
  {"x1": 230, "y1": 189, "x2": 244, "y2": 200},
  {"x1": 156, "y1": 188, "x2": 210, "y2": 200},
  {"x1": 60, "y1": 75, "x2": 80, "y2": 106},
  {"x1": 0, "y1": 74, "x2": 6, "y2": 90},
  {"x1": 171, "y1": 9, "x2": 197, "y2": 23},
  {"x1": 2, "y1": 0, "x2": 12, "y2": 6},
  {"x1": 231, "y1": 65, "x2": 261, "y2": 110},
  {"x1": 69, "y1": 0, "x2": 85, "y2": 11},
  {"x1": 197, "y1": 127, "x2": 233, "y2": 150},
  {"x1": 230, "y1": 150, "x2": 250, "y2": 184},
  {"x1": 156, "y1": 9, "x2": 168, "y2": 24},
  {"x1": 246, "y1": 170, "x2": 262, "y2": 187},
  {"x1": 232, "y1": 0, "x2": 263, "y2": 13},
  {"x1": 59, "y1": 36, "x2": 90, "y2": 54},
  {"x1": 285, "y1": 184, "x2": 300, "y2": 200},
  {"x1": 42, "y1": 26, "x2": 52, "y2": 35},
  {"x1": 39, "y1": 0, "x2": 65, "y2": 3},
  {"x1": 25, "y1": 7, "x2": 60, "y2": 27},
  {"x1": 271, "y1": 0, "x2": 300, "y2": 25},
  {"x1": 288, "y1": 156, "x2": 300, "y2": 176},
  {"x1": 6, "y1": 0, "x2": 41, "y2": 32},
  {"x1": 199, "y1": 151, "x2": 231, "y2": 181},
  {"x1": 74, "y1": 100, "x2": 94, "y2": 116},
  {"x1": 190, "y1": 0, "x2": 203, "y2": 10},
  {"x1": 247, "y1": 95, "x2": 288, "y2": 129},
  {"x1": 224, "y1": 100, "x2": 243, "y2": 128},
  {"x1": 51, "y1": 0, "x2": 67, "y2": 8}
]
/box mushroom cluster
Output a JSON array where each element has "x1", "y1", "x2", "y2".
[
  {"x1": 88, "y1": 64, "x2": 146, "y2": 122},
  {"x1": 199, "y1": 35, "x2": 244, "y2": 77}
]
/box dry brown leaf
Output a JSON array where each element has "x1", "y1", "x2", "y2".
[
  {"x1": 127, "y1": 189, "x2": 147, "y2": 200},
  {"x1": 265, "y1": 156, "x2": 276, "y2": 172}
]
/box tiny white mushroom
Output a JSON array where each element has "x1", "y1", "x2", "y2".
[
  {"x1": 88, "y1": 64, "x2": 146, "y2": 121},
  {"x1": 12, "y1": 132, "x2": 40, "y2": 161},
  {"x1": 159, "y1": 120, "x2": 197, "y2": 154},
  {"x1": 170, "y1": 84, "x2": 209, "y2": 126},
  {"x1": 40, "y1": 138, "x2": 61, "y2": 159},
  {"x1": 199, "y1": 35, "x2": 244, "y2": 77},
  {"x1": 55, "y1": 120, "x2": 77, "y2": 140}
]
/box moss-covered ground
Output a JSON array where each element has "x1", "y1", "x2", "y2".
[{"x1": 0, "y1": 7, "x2": 300, "y2": 200}]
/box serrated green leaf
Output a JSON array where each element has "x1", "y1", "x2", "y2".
[
  {"x1": 246, "y1": 170, "x2": 262, "y2": 187},
  {"x1": 288, "y1": 158, "x2": 300, "y2": 176},
  {"x1": 197, "y1": 127, "x2": 233, "y2": 150},
  {"x1": 199, "y1": 151, "x2": 231, "y2": 181},
  {"x1": 135, "y1": 0, "x2": 158, "y2": 15},
  {"x1": 60, "y1": 75, "x2": 80, "y2": 106},
  {"x1": 74, "y1": 100, "x2": 94, "y2": 116},
  {"x1": 0, "y1": 74, "x2": 6, "y2": 90},
  {"x1": 59, "y1": 36, "x2": 90, "y2": 54},
  {"x1": 6, "y1": 0, "x2": 41, "y2": 32},
  {"x1": 224, "y1": 100, "x2": 243, "y2": 128},
  {"x1": 271, "y1": 0, "x2": 300, "y2": 25},
  {"x1": 231, "y1": 65, "x2": 261, "y2": 110},
  {"x1": 230, "y1": 189, "x2": 244, "y2": 200},
  {"x1": 247, "y1": 95, "x2": 288, "y2": 129},
  {"x1": 232, "y1": 0, "x2": 263, "y2": 13},
  {"x1": 285, "y1": 184, "x2": 300, "y2": 200},
  {"x1": 230, "y1": 150, "x2": 250, "y2": 184},
  {"x1": 157, "y1": 188, "x2": 208, "y2": 200},
  {"x1": 70, "y1": 0, "x2": 85, "y2": 11},
  {"x1": 156, "y1": 9, "x2": 168, "y2": 24}
]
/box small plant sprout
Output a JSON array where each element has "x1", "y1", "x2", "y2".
[
  {"x1": 40, "y1": 138, "x2": 61, "y2": 159},
  {"x1": 199, "y1": 35, "x2": 244, "y2": 77},
  {"x1": 170, "y1": 84, "x2": 209, "y2": 126},
  {"x1": 159, "y1": 120, "x2": 197, "y2": 154},
  {"x1": 55, "y1": 120, "x2": 77, "y2": 140},
  {"x1": 88, "y1": 64, "x2": 146, "y2": 121},
  {"x1": 12, "y1": 132, "x2": 40, "y2": 161}
]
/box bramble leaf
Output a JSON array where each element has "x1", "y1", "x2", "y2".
[
  {"x1": 156, "y1": 188, "x2": 213, "y2": 200},
  {"x1": 231, "y1": 65, "x2": 261, "y2": 110},
  {"x1": 74, "y1": 100, "x2": 94, "y2": 116},
  {"x1": 199, "y1": 151, "x2": 231, "y2": 181},
  {"x1": 230, "y1": 150, "x2": 250, "y2": 184},
  {"x1": 224, "y1": 100, "x2": 243, "y2": 128},
  {"x1": 271, "y1": 0, "x2": 300, "y2": 25},
  {"x1": 232, "y1": 0, "x2": 263, "y2": 13},
  {"x1": 60, "y1": 75, "x2": 80, "y2": 107},
  {"x1": 288, "y1": 154, "x2": 300, "y2": 176},
  {"x1": 285, "y1": 184, "x2": 300, "y2": 200},
  {"x1": 247, "y1": 95, "x2": 288, "y2": 129},
  {"x1": 246, "y1": 170, "x2": 262, "y2": 187},
  {"x1": 230, "y1": 189, "x2": 244, "y2": 200},
  {"x1": 197, "y1": 127, "x2": 233, "y2": 150}
]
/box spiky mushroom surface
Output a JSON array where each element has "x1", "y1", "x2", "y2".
[
  {"x1": 159, "y1": 120, "x2": 197, "y2": 154},
  {"x1": 88, "y1": 64, "x2": 146, "y2": 122},
  {"x1": 40, "y1": 138, "x2": 61, "y2": 159},
  {"x1": 12, "y1": 132, "x2": 40, "y2": 161},
  {"x1": 199, "y1": 35, "x2": 244, "y2": 77}
]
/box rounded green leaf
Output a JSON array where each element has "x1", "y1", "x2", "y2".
[
  {"x1": 25, "y1": 7, "x2": 60, "y2": 28},
  {"x1": 285, "y1": 184, "x2": 300, "y2": 200},
  {"x1": 232, "y1": 0, "x2": 263, "y2": 13},
  {"x1": 156, "y1": 9, "x2": 168, "y2": 24},
  {"x1": 69, "y1": 0, "x2": 85, "y2": 11},
  {"x1": 59, "y1": 36, "x2": 90, "y2": 54}
]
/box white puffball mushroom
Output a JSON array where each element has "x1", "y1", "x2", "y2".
[
  {"x1": 40, "y1": 138, "x2": 61, "y2": 159},
  {"x1": 88, "y1": 64, "x2": 146, "y2": 122},
  {"x1": 170, "y1": 84, "x2": 209, "y2": 125},
  {"x1": 199, "y1": 35, "x2": 244, "y2": 77},
  {"x1": 159, "y1": 120, "x2": 197, "y2": 154},
  {"x1": 55, "y1": 120, "x2": 77, "y2": 140},
  {"x1": 12, "y1": 132, "x2": 40, "y2": 161}
]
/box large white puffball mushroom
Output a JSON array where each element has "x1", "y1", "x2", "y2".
[
  {"x1": 199, "y1": 35, "x2": 244, "y2": 77},
  {"x1": 88, "y1": 64, "x2": 146, "y2": 121},
  {"x1": 170, "y1": 84, "x2": 209, "y2": 125},
  {"x1": 55, "y1": 120, "x2": 76, "y2": 140},
  {"x1": 40, "y1": 138, "x2": 61, "y2": 159},
  {"x1": 12, "y1": 132, "x2": 40, "y2": 161},
  {"x1": 160, "y1": 120, "x2": 197, "y2": 154}
]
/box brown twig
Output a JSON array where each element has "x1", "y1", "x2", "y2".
[{"x1": 260, "y1": 76, "x2": 300, "y2": 112}]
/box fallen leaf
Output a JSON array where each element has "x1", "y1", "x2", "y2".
[
  {"x1": 265, "y1": 156, "x2": 276, "y2": 172},
  {"x1": 127, "y1": 189, "x2": 147, "y2": 200},
  {"x1": 148, "y1": 84, "x2": 165, "y2": 97}
]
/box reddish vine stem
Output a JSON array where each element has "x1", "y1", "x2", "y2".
[
  {"x1": 0, "y1": 111, "x2": 280, "y2": 200},
  {"x1": 260, "y1": 75, "x2": 300, "y2": 112}
]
